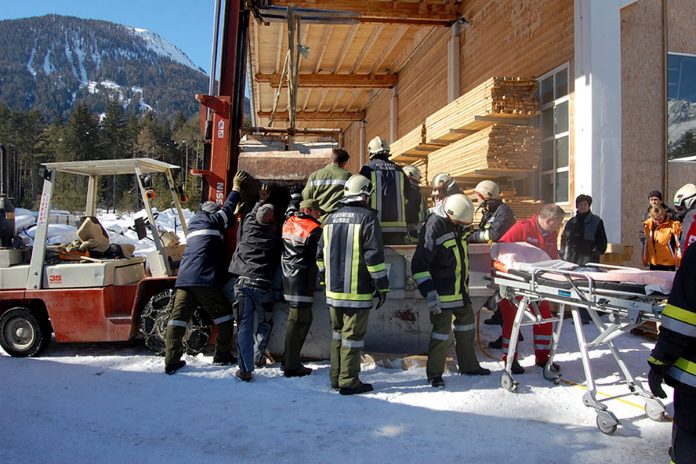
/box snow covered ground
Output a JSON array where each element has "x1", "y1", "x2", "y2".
[
  {"x1": 0, "y1": 210, "x2": 673, "y2": 463},
  {"x1": 0, "y1": 313, "x2": 673, "y2": 463}
]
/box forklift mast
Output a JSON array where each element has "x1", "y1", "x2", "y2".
[{"x1": 195, "y1": 0, "x2": 250, "y2": 206}]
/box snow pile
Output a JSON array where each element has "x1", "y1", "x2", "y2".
[{"x1": 128, "y1": 27, "x2": 201, "y2": 71}]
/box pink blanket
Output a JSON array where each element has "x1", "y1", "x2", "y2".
[{"x1": 491, "y1": 242, "x2": 674, "y2": 294}]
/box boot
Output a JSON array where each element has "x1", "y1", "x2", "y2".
[
  {"x1": 510, "y1": 359, "x2": 525, "y2": 375},
  {"x1": 484, "y1": 309, "x2": 502, "y2": 326},
  {"x1": 235, "y1": 369, "x2": 253, "y2": 382},
  {"x1": 284, "y1": 365, "x2": 313, "y2": 378},
  {"x1": 165, "y1": 360, "x2": 186, "y2": 375},
  {"x1": 461, "y1": 366, "x2": 491, "y2": 376},
  {"x1": 429, "y1": 377, "x2": 445, "y2": 389},
  {"x1": 213, "y1": 351, "x2": 237, "y2": 366},
  {"x1": 339, "y1": 382, "x2": 373, "y2": 396},
  {"x1": 488, "y1": 336, "x2": 503, "y2": 349}
]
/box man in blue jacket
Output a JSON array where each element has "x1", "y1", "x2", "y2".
[{"x1": 164, "y1": 170, "x2": 248, "y2": 375}]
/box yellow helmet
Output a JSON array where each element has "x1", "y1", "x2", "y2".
[{"x1": 343, "y1": 174, "x2": 373, "y2": 200}]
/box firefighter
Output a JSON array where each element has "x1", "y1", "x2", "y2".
[
  {"x1": 281, "y1": 199, "x2": 324, "y2": 377},
  {"x1": 317, "y1": 174, "x2": 389, "y2": 395},
  {"x1": 468, "y1": 180, "x2": 517, "y2": 339},
  {"x1": 674, "y1": 183, "x2": 696, "y2": 253},
  {"x1": 430, "y1": 172, "x2": 463, "y2": 210},
  {"x1": 359, "y1": 136, "x2": 415, "y2": 244},
  {"x1": 403, "y1": 165, "x2": 427, "y2": 243},
  {"x1": 228, "y1": 185, "x2": 283, "y2": 382},
  {"x1": 302, "y1": 147, "x2": 352, "y2": 219},
  {"x1": 412, "y1": 193, "x2": 491, "y2": 388},
  {"x1": 648, "y1": 244, "x2": 696, "y2": 463},
  {"x1": 164, "y1": 171, "x2": 248, "y2": 375},
  {"x1": 498, "y1": 203, "x2": 565, "y2": 374}
]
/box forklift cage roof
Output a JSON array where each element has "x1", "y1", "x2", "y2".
[{"x1": 41, "y1": 158, "x2": 180, "y2": 177}]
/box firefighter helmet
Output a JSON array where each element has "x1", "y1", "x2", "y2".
[
  {"x1": 402, "y1": 165, "x2": 421, "y2": 183},
  {"x1": 674, "y1": 183, "x2": 696, "y2": 210},
  {"x1": 474, "y1": 180, "x2": 501, "y2": 201},
  {"x1": 431, "y1": 172, "x2": 455, "y2": 197},
  {"x1": 443, "y1": 194, "x2": 474, "y2": 224},
  {"x1": 368, "y1": 136, "x2": 390, "y2": 158},
  {"x1": 343, "y1": 174, "x2": 373, "y2": 200}
]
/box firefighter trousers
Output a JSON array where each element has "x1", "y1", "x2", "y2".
[
  {"x1": 499, "y1": 297, "x2": 553, "y2": 364},
  {"x1": 329, "y1": 307, "x2": 369, "y2": 389},
  {"x1": 283, "y1": 306, "x2": 313, "y2": 370},
  {"x1": 165, "y1": 287, "x2": 234, "y2": 366},
  {"x1": 426, "y1": 303, "x2": 480, "y2": 380}
]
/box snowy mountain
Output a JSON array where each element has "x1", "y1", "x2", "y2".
[{"x1": 0, "y1": 15, "x2": 208, "y2": 120}]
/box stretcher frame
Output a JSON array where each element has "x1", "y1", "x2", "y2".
[{"x1": 492, "y1": 263, "x2": 668, "y2": 434}]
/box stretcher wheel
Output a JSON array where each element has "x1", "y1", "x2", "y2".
[
  {"x1": 645, "y1": 399, "x2": 666, "y2": 422},
  {"x1": 500, "y1": 372, "x2": 518, "y2": 392},
  {"x1": 596, "y1": 411, "x2": 619, "y2": 435},
  {"x1": 542, "y1": 363, "x2": 561, "y2": 384}
]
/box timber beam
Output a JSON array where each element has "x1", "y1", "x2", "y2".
[
  {"x1": 256, "y1": 73, "x2": 397, "y2": 88},
  {"x1": 257, "y1": 110, "x2": 365, "y2": 121}
]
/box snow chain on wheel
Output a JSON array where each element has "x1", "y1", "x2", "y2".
[{"x1": 140, "y1": 289, "x2": 211, "y2": 356}]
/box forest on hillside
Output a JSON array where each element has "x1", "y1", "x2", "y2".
[{"x1": 0, "y1": 100, "x2": 207, "y2": 213}]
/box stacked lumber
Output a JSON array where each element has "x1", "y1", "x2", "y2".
[
  {"x1": 425, "y1": 77, "x2": 538, "y2": 145},
  {"x1": 427, "y1": 124, "x2": 540, "y2": 179},
  {"x1": 389, "y1": 124, "x2": 444, "y2": 163}
]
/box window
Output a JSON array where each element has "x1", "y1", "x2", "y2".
[
  {"x1": 539, "y1": 66, "x2": 570, "y2": 204},
  {"x1": 668, "y1": 53, "x2": 696, "y2": 160}
]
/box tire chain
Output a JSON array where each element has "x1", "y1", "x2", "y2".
[{"x1": 140, "y1": 289, "x2": 211, "y2": 356}]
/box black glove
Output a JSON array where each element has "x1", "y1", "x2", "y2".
[
  {"x1": 647, "y1": 360, "x2": 668, "y2": 399},
  {"x1": 374, "y1": 289, "x2": 387, "y2": 310}
]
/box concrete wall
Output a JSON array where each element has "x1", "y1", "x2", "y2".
[{"x1": 621, "y1": 0, "x2": 696, "y2": 265}]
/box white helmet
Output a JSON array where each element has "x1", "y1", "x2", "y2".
[
  {"x1": 431, "y1": 172, "x2": 455, "y2": 197},
  {"x1": 443, "y1": 193, "x2": 474, "y2": 224},
  {"x1": 343, "y1": 174, "x2": 373, "y2": 201},
  {"x1": 674, "y1": 183, "x2": 696, "y2": 209},
  {"x1": 368, "y1": 136, "x2": 390, "y2": 158},
  {"x1": 402, "y1": 165, "x2": 421, "y2": 183},
  {"x1": 474, "y1": 180, "x2": 501, "y2": 201}
]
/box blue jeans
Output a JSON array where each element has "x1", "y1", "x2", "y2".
[{"x1": 234, "y1": 281, "x2": 272, "y2": 372}]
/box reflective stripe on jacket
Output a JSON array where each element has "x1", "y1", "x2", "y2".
[
  {"x1": 650, "y1": 244, "x2": 696, "y2": 395},
  {"x1": 176, "y1": 190, "x2": 240, "y2": 288},
  {"x1": 411, "y1": 212, "x2": 470, "y2": 309},
  {"x1": 359, "y1": 157, "x2": 412, "y2": 233},
  {"x1": 302, "y1": 163, "x2": 352, "y2": 218},
  {"x1": 316, "y1": 203, "x2": 389, "y2": 309},
  {"x1": 468, "y1": 200, "x2": 516, "y2": 243},
  {"x1": 281, "y1": 213, "x2": 322, "y2": 308}
]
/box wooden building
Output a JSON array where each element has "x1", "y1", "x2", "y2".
[{"x1": 246, "y1": 0, "x2": 696, "y2": 265}]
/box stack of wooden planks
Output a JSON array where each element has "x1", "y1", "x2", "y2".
[
  {"x1": 426, "y1": 124, "x2": 540, "y2": 180},
  {"x1": 389, "y1": 124, "x2": 444, "y2": 163},
  {"x1": 425, "y1": 77, "x2": 538, "y2": 145}
]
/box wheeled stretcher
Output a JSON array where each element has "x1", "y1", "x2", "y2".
[{"x1": 490, "y1": 243, "x2": 672, "y2": 434}]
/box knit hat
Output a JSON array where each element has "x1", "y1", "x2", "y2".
[
  {"x1": 648, "y1": 190, "x2": 663, "y2": 201},
  {"x1": 256, "y1": 204, "x2": 275, "y2": 224}
]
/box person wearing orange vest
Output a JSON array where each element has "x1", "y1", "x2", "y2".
[{"x1": 280, "y1": 199, "x2": 324, "y2": 377}]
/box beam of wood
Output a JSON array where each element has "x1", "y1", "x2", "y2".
[
  {"x1": 270, "y1": 1, "x2": 462, "y2": 25},
  {"x1": 256, "y1": 73, "x2": 397, "y2": 88},
  {"x1": 313, "y1": 26, "x2": 332, "y2": 72},
  {"x1": 257, "y1": 110, "x2": 365, "y2": 121},
  {"x1": 349, "y1": 24, "x2": 384, "y2": 74},
  {"x1": 331, "y1": 89, "x2": 346, "y2": 111},
  {"x1": 274, "y1": 22, "x2": 285, "y2": 72},
  {"x1": 368, "y1": 25, "x2": 407, "y2": 73},
  {"x1": 334, "y1": 24, "x2": 359, "y2": 72}
]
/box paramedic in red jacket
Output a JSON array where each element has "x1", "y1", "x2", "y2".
[{"x1": 498, "y1": 204, "x2": 565, "y2": 374}]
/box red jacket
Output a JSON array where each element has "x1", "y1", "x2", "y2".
[{"x1": 499, "y1": 215, "x2": 559, "y2": 259}]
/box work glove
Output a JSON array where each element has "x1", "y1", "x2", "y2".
[
  {"x1": 647, "y1": 359, "x2": 669, "y2": 399},
  {"x1": 374, "y1": 289, "x2": 387, "y2": 310},
  {"x1": 232, "y1": 171, "x2": 250, "y2": 192},
  {"x1": 426, "y1": 291, "x2": 442, "y2": 315}
]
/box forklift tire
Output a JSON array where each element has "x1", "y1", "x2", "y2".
[
  {"x1": 0, "y1": 307, "x2": 51, "y2": 357},
  {"x1": 140, "y1": 290, "x2": 211, "y2": 356}
]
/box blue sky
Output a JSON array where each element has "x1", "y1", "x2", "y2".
[{"x1": 0, "y1": 0, "x2": 216, "y2": 70}]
